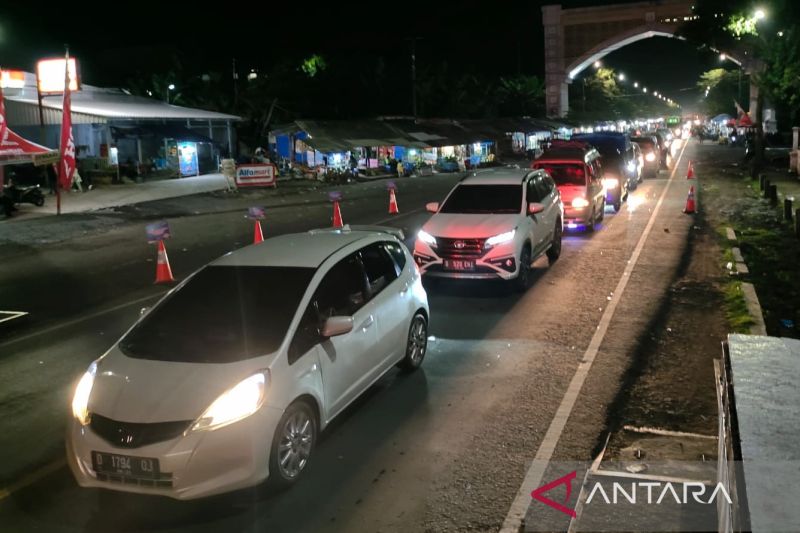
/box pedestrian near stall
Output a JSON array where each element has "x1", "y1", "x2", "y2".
[{"x1": 396, "y1": 159, "x2": 404, "y2": 178}]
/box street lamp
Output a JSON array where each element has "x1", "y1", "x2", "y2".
[
  {"x1": 634, "y1": 81, "x2": 639, "y2": 88},
  {"x1": 618, "y1": 73, "x2": 625, "y2": 81},
  {"x1": 754, "y1": 8, "x2": 766, "y2": 20},
  {"x1": 643, "y1": 87, "x2": 648, "y2": 93},
  {"x1": 166, "y1": 83, "x2": 176, "y2": 103},
  {"x1": 593, "y1": 60, "x2": 602, "y2": 69},
  {"x1": 719, "y1": 53, "x2": 727, "y2": 61}
]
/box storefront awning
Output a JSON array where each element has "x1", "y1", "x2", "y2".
[{"x1": 0, "y1": 127, "x2": 58, "y2": 166}]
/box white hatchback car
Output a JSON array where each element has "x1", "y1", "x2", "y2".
[
  {"x1": 67, "y1": 226, "x2": 429, "y2": 500},
  {"x1": 413, "y1": 168, "x2": 563, "y2": 291}
]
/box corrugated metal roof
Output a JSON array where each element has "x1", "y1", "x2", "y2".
[
  {"x1": 5, "y1": 85, "x2": 240, "y2": 124},
  {"x1": 272, "y1": 118, "x2": 565, "y2": 152}
]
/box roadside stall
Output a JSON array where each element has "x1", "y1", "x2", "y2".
[{"x1": 1, "y1": 87, "x2": 59, "y2": 214}]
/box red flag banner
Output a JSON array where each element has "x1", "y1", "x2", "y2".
[
  {"x1": 734, "y1": 100, "x2": 753, "y2": 127},
  {"x1": 0, "y1": 81, "x2": 7, "y2": 143},
  {"x1": 57, "y1": 53, "x2": 76, "y2": 189}
]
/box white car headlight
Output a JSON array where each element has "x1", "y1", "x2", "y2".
[
  {"x1": 72, "y1": 361, "x2": 97, "y2": 426},
  {"x1": 192, "y1": 372, "x2": 268, "y2": 431},
  {"x1": 572, "y1": 197, "x2": 590, "y2": 208},
  {"x1": 645, "y1": 152, "x2": 656, "y2": 162},
  {"x1": 417, "y1": 229, "x2": 437, "y2": 247},
  {"x1": 626, "y1": 161, "x2": 636, "y2": 172},
  {"x1": 602, "y1": 177, "x2": 619, "y2": 190},
  {"x1": 486, "y1": 229, "x2": 516, "y2": 247}
]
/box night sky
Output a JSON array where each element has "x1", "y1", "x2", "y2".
[{"x1": 1, "y1": 1, "x2": 718, "y2": 108}]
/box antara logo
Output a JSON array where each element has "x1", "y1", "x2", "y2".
[{"x1": 531, "y1": 471, "x2": 733, "y2": 518}]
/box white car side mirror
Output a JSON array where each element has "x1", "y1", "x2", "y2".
[
  {"x1": 425, "y1": 202, "x2": 440, "y2": 213},
  {"x1": 321, "y1": 316, "x2": 354, "y2": 338},
  {"x1": 528, "y1": 202, "x2": 545, "y2": 215}
]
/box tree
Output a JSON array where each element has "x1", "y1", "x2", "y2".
[
  {"x1": 696, "y1": 68, "x2": 742, "y2": 117},
  {"x1": 758, "y1": 26, "x2": 800, "y2": 126},
  {"x1": 496, "y1": 75, "x2": 545, "y2": 116}
]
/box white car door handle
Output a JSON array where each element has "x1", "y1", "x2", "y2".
[
  {"x1": 400, "y1": 282, "x2": 410, "y2": 294},
  {"x1": 359, "y1": 315, "x2": 374, "y2": 330}
]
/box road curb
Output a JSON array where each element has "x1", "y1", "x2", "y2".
[{"x1": 741, "y1": 282, "x2": 768, "y2": 335}]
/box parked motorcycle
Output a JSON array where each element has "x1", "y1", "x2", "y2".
[{"x1": 4, "y1": 183, "x2": 45, "y2": 207}]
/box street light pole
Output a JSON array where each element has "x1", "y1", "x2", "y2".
[{"x1": 406, "y1": 37, "x2": 422, "y2": 118}]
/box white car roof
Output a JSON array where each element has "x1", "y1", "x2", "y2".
[
  {"x1": 459, "y1": 167, "x2": 533, "y2": 186},
  {"x1": 211, "y1": 228, "x2": 397, "y2": 268}
]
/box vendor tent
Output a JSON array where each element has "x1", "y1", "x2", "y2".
[
  {"x1": 0, "y1": 86, "x2": 58, "y2": 167},
  {"x1": 0, "y1": 128, "x2": 59, "y2": 166}
]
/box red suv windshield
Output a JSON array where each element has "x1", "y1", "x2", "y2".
[{"x1": 535, "y1": 163, "x2": 586, "y2": 186}]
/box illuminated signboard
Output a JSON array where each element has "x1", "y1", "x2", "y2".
[
  {"x1": 0, "y1": 70, "x2": 26, "y2": 89},
  {"x1": 36, "y1": 58, "x2": 80, "y2": 94}
]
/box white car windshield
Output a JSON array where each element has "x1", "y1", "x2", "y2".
[
  {"x1": 439, "y1": 184, "x2": 522, "y2": 214},
  {"x1": 119, "y1": 265, "x2": 315, "y2": 363}
]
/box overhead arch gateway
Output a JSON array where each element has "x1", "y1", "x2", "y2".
[{"x1": 542, "y1": 0, "x2": 695, "y2": 117}]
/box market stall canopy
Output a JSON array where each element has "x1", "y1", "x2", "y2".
[
  {"x1": 0, "y1": 127, "x2": 58, "y2": 166},
  {"x1": 291, "y1": 120, "x2": 410, "y2": 152}
]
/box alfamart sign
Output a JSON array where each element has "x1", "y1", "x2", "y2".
[{"x1": 235, "y1": 164, "x2": 277, "y2": 187}]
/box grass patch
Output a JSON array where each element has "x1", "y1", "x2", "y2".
[
  {"x1": 737, "y1": 226, "x2": 800, "y2": 336},
  {"x1": 701, "y1": 167, "x2": 800, "y2": 337},
  {"x1": 723, "y1": 281, "x2": 755, "y2": 333}
]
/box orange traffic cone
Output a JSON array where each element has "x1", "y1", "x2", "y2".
[
  {"x1": 155, "y1": 240, "x2": 175, "y2": 284},
  {"x1": 253, "y1": 220, "x2": 264, "y2": 244},
  {"x1": 332, "y1": 200, "x2": 344, "y2": 228},
  {"x1": 388, "y1": 188, "x2": 399, "y2": 214},
  {"x1": 686, "y1": 161, "x2": 695, "y2": 179},
  {"x1": 683, "y1": 186, "x2": 696, "y2": 214}
]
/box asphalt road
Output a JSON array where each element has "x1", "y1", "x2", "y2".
[{"x1": 0, "y1": 141, "x2": 698, "y2": 532}]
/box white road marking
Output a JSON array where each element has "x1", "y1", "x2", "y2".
[
  {"x1": 0, "y1": 293, "x2": 164, "y2": 350},
  {"x1": 0, "y1": 311, "x2": 28, "y2": 325},
  {"x1": 499, "y1": 139, "x2": 689, "y2": 532},
  {"x1": 0, "y1": 459, "x2": 65, "y2": 501},
  {"x1": 370, "y1": 206, "x2": 425, "y2": 226}
]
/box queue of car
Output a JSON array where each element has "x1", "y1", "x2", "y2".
[{"x1": 66, "y1": 129, "x2": 666, "y2": 500}]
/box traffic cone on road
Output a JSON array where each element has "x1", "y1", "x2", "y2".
[
  {"x1": 683, "y1": 186, "x2": 696, "y2": 214},
  {"x1": 332, "y1": 200, "x2": 344, "y2": 228},
  {"x1": 686, "y1": 161, "x2": 695, "y2": 179},
  {"x1": 154, "y1": 240, "x2": 175, "y2": 284},
  {"x1": 253, "y1": 220, "x2": 264, "y2": 244},
  {"x1": 388, "y1": 188, "x2": 399, "y2": 214}
]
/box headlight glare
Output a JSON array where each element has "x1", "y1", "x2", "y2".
[
  {"x1": 486, "y1": 229, "x2": 516, "y2": 247},
  {"x1": 192, "y1": 372, "x2": 267, "y2": 431},
  {"x1": 645, "y1": 152, "x2": 656, "y2": 162},
  {"x1": 602, "y1": 177, "x2": 619, "y2": 189},
  {"x1": 417, "y1": 229, "x2": 437, "y2": 247},
  {"x1": 572, "y1": 197, "x2": 590, "y2": 208},
  {"x1": 72, "y1": 362, "x2": 97, "y2": 426}
]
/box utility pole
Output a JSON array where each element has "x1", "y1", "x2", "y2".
[
  {"x1": 232, "y1": 57, "x2": 238, "y2": 108},
  {"x1": 406, "y1": 37, "x2": 421, "y2": 117}
]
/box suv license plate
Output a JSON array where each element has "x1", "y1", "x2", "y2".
[{"x1": 444, "y1": 260, "x2": 475, "y2": 271}]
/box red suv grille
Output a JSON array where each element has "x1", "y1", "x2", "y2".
[{"x1": 437, "y1": 238, "x2": 486, "y2": 259}]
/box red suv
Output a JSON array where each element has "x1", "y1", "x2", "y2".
[{"x1": 532, "y1": 141, "x2": 605, "y2": 232}]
